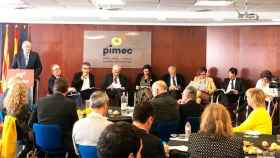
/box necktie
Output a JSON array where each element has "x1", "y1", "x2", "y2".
[
  {"x1": 25, "y1": 54, "x2": 29, "y2": 66},
  {"x1": 114, "y1": 77, "x2": 117, "y2": 84},
  {"x1": 231, "y1": 80, "x2": 234, "y2": 89},
  {"x1": 172, "y1": 77, "x2": 177, "y2": 87}
]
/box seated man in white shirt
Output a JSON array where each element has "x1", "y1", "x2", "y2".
[{"x1": 72, "y1": 91, "x2": 112, "y2": 155}]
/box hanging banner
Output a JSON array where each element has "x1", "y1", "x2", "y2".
[{"x1": 83, "y1": 31, "x2": 151, "y2": 68}]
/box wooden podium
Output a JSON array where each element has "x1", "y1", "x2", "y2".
[{"x1": 7, "y1": 69, "x2": 34, "y2": 88}]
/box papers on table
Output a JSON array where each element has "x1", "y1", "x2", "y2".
[
  {"x1": 169, "y1": 145, "x2": 188, "y2": 152},
  {"x1": 169, "y1": 137, "x2": 188, "y2": 142}
]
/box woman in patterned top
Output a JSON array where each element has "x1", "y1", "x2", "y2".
[{"x1": 188, "y1": 103, "x2": 244, "y2": 158}]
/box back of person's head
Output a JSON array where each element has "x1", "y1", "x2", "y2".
[
  {"x1": 89, "y1": 91, "x2": 109, "y2": 109},
  {"x1": 4, "y1": 77, "x2": 28, "y2": 115},
  {"x1": 183, "y1": 86, "x2": 197, "y2": 100},
  {"x1": 152, "y1": 80, "x2": 167, "y2": 96},
  {"x1": 199, "y1": 103, "x2": 233, "y2": 138},
  {"x1": 260, "y1": 70, "x2": 273, "y2": 81},
  {"x1": 133, "y1": 101, "x2": 154, "y2": 124},
  {"x1": 53, "y1": 77, "x2": 68, "y2": 94},
  {"x1": 197, "y1": 66, "x2": 207, "y2": 74},
  {"x1": 246, "y1": 88, "x2": 265, "y2": 107},
  {"x1": 228, "y1": 67, "x2": 238, "y2": 75},
  {"x1": 97, "y1": 122, "x2": 141, "y2": 158}
]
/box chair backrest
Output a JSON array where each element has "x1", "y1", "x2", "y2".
[
  {"x1": 185, "y1": 117, "x2": 200, "y2": 133},
  {"x1": 0, "y1": 111, "x2": 5, "y2": 123},
  {"x1": 153, "y1": 121, "x2": 179, "y2": 142},
  {"x1": 33, "y1": 123, "x2": 64, "y2": 151},
  {"x1": 78, "y1": 145, "x2": 98, "y2": 158}
]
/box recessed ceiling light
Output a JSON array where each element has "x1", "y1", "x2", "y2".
[{"x1": 195, "y1": 0, "x2": 233, "y2": 6}]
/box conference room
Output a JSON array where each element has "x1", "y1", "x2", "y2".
[{"x1": 1, "y1": 0, "x2": 280, "y2": 158}]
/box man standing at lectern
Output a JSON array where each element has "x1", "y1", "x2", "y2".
[{"x1": 11, "y1": 40, "x2": 42, "y2": 103}]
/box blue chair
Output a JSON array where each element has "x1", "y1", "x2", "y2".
[
  {"x1": 33, "y1": 123, "x2": 65, "y2": 156},
  {"x1": 152, "y1": 121, "x2": 179, "y2": 142},
  {"x1": 78, "y1": 145, "x2": 98, "y2": 158},
  {"x1": 0, "y1": 111, "x2": 5, "y2": 123},
  {"x1": 185, "y1": 117, "x2": 200, "y2": 133}
]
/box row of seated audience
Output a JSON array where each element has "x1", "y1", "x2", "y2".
[{"x1": 0, "y1": 73, "x2": 273, "y2": 158}]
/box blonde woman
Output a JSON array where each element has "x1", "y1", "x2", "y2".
[
  {"x1": 188, "y1": 104, "x2": 244, "y2": 158},
  {"x1": 4, "y1": 77, "x2": 32, "y2": 147},
  {"x1": 233, "y1": 88, "x2": 272, "y2": 135}
]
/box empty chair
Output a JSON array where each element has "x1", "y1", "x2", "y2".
[
  {"x1": 33, "y1": 123, "x2": 65, "y2": 156},
  {"x1": 185, "y1": 117, "x2": 200, "y2": 133},
  {"x1": 78, "y1": 145, "x2": 98, "y2": 158}
]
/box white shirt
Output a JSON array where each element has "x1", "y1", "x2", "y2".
[
  {"x1": 81, "y1": 75, "x2": 90, "y2": 91},
  {"x1": 170, "y1": 75, "x2": 178, "y2": 87},
  {"x1": 72, "y1": 111, "x2": 112, "y2": 154},
  {"x1": 111, "y1": 76, "x2": 122, "y2": 89},
  {"x1": 256, "y1": 79, "x2": 275, "y2": 96},
  {"x1": 226, "y1": 79, "x2": 236, "y2": 93},
  {"x1": 24, "y1": 52, "x2": 29, "y2": 66}
]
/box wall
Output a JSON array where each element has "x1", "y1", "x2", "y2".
[
  {"x1": 29, "y1": 24, "x2": 207, "y2": 96},
  {"x1": 207, "y1": 26, "x2": 280, "y2": 88}
]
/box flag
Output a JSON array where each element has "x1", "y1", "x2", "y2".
[
  {"x1": 2, "y1": 24, "x2": 10, "y2": 84},
  {"x1": 13, "y1": 25, "x2": 19, "y2": 56}
]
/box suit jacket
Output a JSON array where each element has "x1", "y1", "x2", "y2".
[
  {"x1": 150, "y1": 92, "x2": 180, "y2": 123},
  {"x1": 189, "y1": 133, "x2": 244, "y2": 158},
  {"x1": 134, "y1": 127, "x2": 166, "y2": 158},
  {"x1": 48, "y1": 75, "x2": 62, "y2": 94},
  {"x1": 71, "y1": 72, "x2": 95, "y2": 92},
  {"x1": 162, "y1": 73, "x2": 186, "y2": 91},
  {"x1": 11, "y1": 51, "x2": 42, "y2": 79},
  {"x1": 29, "y1": 93, "x2": 78, "y2": 150},
  {"x1": 223, "y1": 78, "x2": 245, "y2": 95},
  {"x1": 101, "y1": 74, "x2": 128, "y2": 90}
]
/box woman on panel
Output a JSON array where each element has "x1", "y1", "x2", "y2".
[
  {"x1": 188, "y1": 103, "x2": 244, "y2": 158},
  {"x1": 135, "y1": 64, "x2": 156, "y2": 89},
  {"x1": 255, "y1": 70, "x2": 275, "y2": 101},
  {"x1": 233, "y1": 88, "x2": 272, "y2": 135}
]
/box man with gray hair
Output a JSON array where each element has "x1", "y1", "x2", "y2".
[
  {"x1": 178, "y1": 86, "x2": 202, "y2": 132},
  {"x1": 72, "y1": 91, "x2": 112, "y2": 155}
]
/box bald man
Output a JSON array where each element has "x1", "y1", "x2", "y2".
[
  {"x1": 11, "y1": 40, "x2": 42, "y2": 79},
  {"x1": 101, "y1": 65, "x2": 128, "y2": 106},
  {"x1": 150, "y1": 80, "x2": 179, "y2": 130}
]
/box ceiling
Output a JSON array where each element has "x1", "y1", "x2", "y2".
[{"x1": 1, "y1": 0, "x2": 280, "y2": 26}]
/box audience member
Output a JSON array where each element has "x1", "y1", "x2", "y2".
[
  {"x1": 72, "y1": 91, "x2": 112, "y2": 155},
  {"x1": 29, "y1": 78, "x2": 79, "y2": 157},
  {"x1": 233, "y1": 88, "x2": 272, "y2": 135},
  {"x1": 48, "y1": 64, "x2": 62, "y2": 94},
  {"x1": 133, "y1": 101, "x2": 167, "y2": 158},
  {"x1": 162, "y1": 65, "x2": 186, "y2": 99},
  {"x1": 188, "y1": 103, "x2": 244, "y2": 158},
  {"x1": 97, "y1": 122, "x2": 142, "y2": 158}
]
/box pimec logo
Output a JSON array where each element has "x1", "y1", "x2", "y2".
[{"x1": 103, "y1": 36, "x2": 133, "y2": 56}]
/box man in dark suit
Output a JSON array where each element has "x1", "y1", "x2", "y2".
[
  {"x1": 162, "y1": 65, "x2": 186, "y2": 99},
  {"x1": 71, "y1": 62, "x2": 95, "y2": 92},
  {"x1": 11, "y1": 40, "x2": 42, "y2": 80},
  {"x1": 133, "y1": 101, "x2": 167, "y2": 158},
  {"x1": 29, "y1": 78, "x2": 79, "y2": 157},
  {"x1": 47, "y1": 64, "x2": 62, "y2": 94},
  {"x1": 221, "y1": 67, "x2": 245, "y2": 108},
  {"x1": 178, "y1": 86, "x2": 202, "y2": 133},
  {"x1": 101, "y1": 64, "x2": 128, "y2": 106},
  {"x1": 150, "y1": 80, "x2": 180, "y2": 133}
]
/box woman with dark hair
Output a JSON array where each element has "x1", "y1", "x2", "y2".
[
  {"x1": 256, "y1": 70, "x2": 274, "y2": 97},
  {"x1": 135, "y1": 64, "x2": 156, "y2": 89},
  {"x1": 188, "y1": 104, "x2": 244, "y2": 158}
]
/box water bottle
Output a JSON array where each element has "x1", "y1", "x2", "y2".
[
  {"x1": 185, "y1": 122, "x2": 191, "y2": 141},
  {"x1": 121, "y1": 92, "x2": 128, "y2": 113}
]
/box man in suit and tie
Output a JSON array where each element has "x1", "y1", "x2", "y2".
[
  {"x1": 162, "y1": 65, "x2": 186, "y2": 99},
  {"x1": 11, "y1": 40, "x2": 42, "y2": 103},
  {"x1": 101, "y1": 64, "x2": 128, "y2": 106},
  {"x1": 221, "y1": 67, "x2": 245, "y2": 108},
  {"x1": 71, "y1": 62, "x2": 95, "y2": 92}
]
